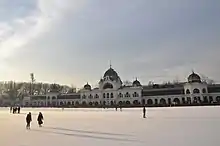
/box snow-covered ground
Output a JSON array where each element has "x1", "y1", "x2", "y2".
[{"x1": 0, "y1": 106, "x2": 220, "y2": 146}]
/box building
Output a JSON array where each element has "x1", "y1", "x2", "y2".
[{"x1": 22, "y1": 67, "x2": 220, "y2": 107}]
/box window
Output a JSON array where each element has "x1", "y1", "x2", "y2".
[
  {"x1": 89, "y1": 94, "x2": 93, "y2": 99},
  {"x1": 110, "y1": 93, "x2": 113, "y2": 98},
  {"x1": 186, "y1": 89, "x2": 190, "y2": 94},
  {"x1": 118, "y1": 93, "x2": 123, "y2": 98},
  {"x1": 125, "y1": 92, "x2": 130, "y2": 97},
  {"x1": 103, "y1": 93, "x2": 105, "y2": 98},
  {"x1": 82, "y1": 95, "x2": 86, "y2": 99},
  {"x1": 202, "y1": 88, "x2": 206, "y2": 93},
  {"x1": 193, "y1": 88, "x2": 200, "y2": 94},
  {"x1": 95, "y1": 94, "x2": 99, "y2": 98},
  {"x1": 107, "y1": 93, "x2": 109, "y2": 98},
  {"x1": 133, "y1": 92, "x2": 139, "y2": 97}
]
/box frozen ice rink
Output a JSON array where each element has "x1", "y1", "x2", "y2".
[{"x1": 0, "y1": 106, "x2": 220, "y2": 146}]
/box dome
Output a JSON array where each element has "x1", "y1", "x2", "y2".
[
  {"x1": 49, "y1": 84, "x2": 60, "y2": 92},
  {"x1": 188, "y1": 72, "x2": 201, "y2": 83},
  {"x1": 104, "y1": 67, "x2": 122, "y2": 82},
  {"x1": 84, "y1": 83, "x2": 91, "y2": 90},
  {"x1": 104, "y1": 67, "x2": 119, "y2": 79},
  {"x1": 132, "y1": 78, "x2": 142, "y2": 87}
]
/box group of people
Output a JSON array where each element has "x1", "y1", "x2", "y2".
[
  {"x1": 10, "y1": 106, "x2": 21, "y2": 114},
  {"x1": 26, "y1": 112, "x2": 44, "y2": 129}
]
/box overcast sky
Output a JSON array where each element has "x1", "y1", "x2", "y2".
[{"x1": 0, "y1": 0, "x2": 219, "y2": 87}]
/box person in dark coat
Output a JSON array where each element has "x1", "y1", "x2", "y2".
[
  {"x1": 37, "y1": 112, "x2": 44, "y2": 127},
  {"x1": 17, "y1": 107, "x2": 20, "y2": 114},
  {"x1": 143, "y1": 107, "x2": 146, "y2": 118},
  {"x1": 26, "y1": 112, "x2": 32, "y2": 129}
]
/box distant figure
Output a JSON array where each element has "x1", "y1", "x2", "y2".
[
  {"x1": 115, "y1": 107, "x2": 117, "y2": 111},
  {"x1": 10, "y1": 107, "x2": 12, "y2": 113},
  {"x1": 143, "y1": 107, "x2": 146, "y2": 118},
  {"x1": 13, "y1": 107, "x2": 17, "y2": 114},
  {"x1": 26, "y1": 112, "x2": 32, "y2": 129},
  {"x1": 17, "y1": 107, "x2": 20, "y2": 114},
  {"x1": 37, "y1": 112, "x2": 44, "y2": 127}
]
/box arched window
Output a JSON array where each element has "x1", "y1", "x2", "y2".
[
  {"x1": 125, "y1": 101, "x2": 130, "y2": 105},
  {"x1": 173, "y1": 98, "x2": 180, "y2": 104},
  {"x1": 147, "y1": 99, "x2": 153, "y2": 105},
  {"x1": 216, "y1": 96, "x2": 220, "y2": 103},
  {"x1": 202, "y1": 88, "x2": 206, "y2": 93},
  {"x1": 159, "y1": 98, "x2": 166, "y2": 105},
  {"x1": 52, "y1": 96, "x2": 56, "y2": 100},
  {"x1": 193, "y1": 88, "x2": 200, "y2": 94},
  {"x1": 103, "y1": 93, "x2": 105, "y2": 98},
  {"x1": 186, "y1": 89, "x2": 190, "y2": 94},
  {"x1": 118, "y1": 93, "x2": 123, "y2": 98},
  {"x1": 89, "y1": 94, "x2": 93, "y2": 99},
  {"x1": 94, "y1": 102, "x2": 99, "y2": 106},
  {"x1": 107, "y1": 93, "x2": 109, "y2": 98},
  {"x1": 110, "y1": 93, "x2": 113, "y2": 98},
  {"x1": 133, "y1": 100, "x2": 139, "y2": 105},
  {"x1": 125, "y1": 92, "x2": 130, "y2": 97},
  {"x1": 95, "y1": 94, "x2": 99, "y2": 98},
  {"x1": 103, "y1": 83, "x2": 113, "y2": 89},
  {"x1": 82, "y1": 95, "x2": 86, "y2": 99},
  {"x1": 182, "y1": 97, "x2": 186, "y2": 104},
  {"x1": 133, "y1": 92, "x2": 139, "y2": 97}
]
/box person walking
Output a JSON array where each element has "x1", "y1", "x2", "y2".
[
  {"x1": 26, "y1": 112, "x2": 32, "y2": 129},
  {"x1": 37, "y1": 112, "x2": 44, "y2": 127},
  {"x1": 143, "y1": 106, "x2": 146, "y2": 118}
]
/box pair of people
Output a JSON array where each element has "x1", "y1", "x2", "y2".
[{"x1": 26, "y1": 112, "x2": 44, "y2": 129}]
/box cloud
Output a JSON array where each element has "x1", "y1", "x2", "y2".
[{"x1": 0, "y1": 0, "x2": 220, "y2": 87}]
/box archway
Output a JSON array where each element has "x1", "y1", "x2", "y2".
[
  {"x1": 125, "y1": 101, "x2": 130, "y2": 105},
  {"x1": 216, "y1": 96, "x2": 220, "y2": 103},
  {"x1": 60, "y1": 101, "x2": 63, "y2": 106},
  {"x1": 159, "y1": 98, "x2": 166, "y2": 105},
  {"x1": 186, "y1": 89, "x2": 190, "y2": 94},
  {"x1": 133, "y1": 100, "x2": 139, "y2": 105},
  {"x1": 89, "y1": 102, "x2": 93, "y2": 106},
  {"x1": 82, "y1": 101, "x2": 87, "y2": 105},
  {"x1": 110, "y1": 101, "x2": 114, "y2": 105},
  {"x1": 94, "y1": 102, "x2": 99, "y2": 106},
  {"x1": 173, "y1": 98, "x2": 180, "y2": 105},
  {"x1": 142, "y1": 99, "x2": 146, "y2": 105},
  {"x1": 75, "y1": 101, "x2": 79, "y2": 105},
  {"x1": 168, "y1": 98, "x2": 171, "y2": 105},
  {"x1": 147, "y1": 99, "x2": 153, "y2": 105},
  {"x1": 182, "y1": 97, "x2": 186, "y2": 104},
  {"x1": 103, "y1": 83, "x2": 113, "y2": 89},
  {"x1": 118, "y1": 101, "x2": 122, "y2": 105},
  {"x1": 193, "y1": 88, "x2": 200, "y2": 94}
]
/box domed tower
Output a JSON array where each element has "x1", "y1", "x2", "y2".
[
  {"x1": 188, "y1": 72, "x2": 201, "y2": 83},
  {"x1": 84, "y1": 83, "x2": 91, "y2": 91},
  {"x1": 132, "y1": 78, "x2": 142, "y2": 87},
  {"x1": 49, "y1": 84, "x2": 60, "y2": 93},
  {"x1": 99, "y1": 66, "x2": 122, "y2": 90},
  {"x1": 184, "y1": 71, "x2": 207, "y2": 95}
]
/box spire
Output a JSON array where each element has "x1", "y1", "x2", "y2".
[{"x1": 109, "y1": 60, "x2": 112, "y2": 68}]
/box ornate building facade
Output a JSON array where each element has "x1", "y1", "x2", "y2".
[{"x1": 22, "y1": 67, "x2": 220, "y2": 107}]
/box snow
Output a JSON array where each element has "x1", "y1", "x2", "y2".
[{"x1": 0, "y1": 106, "x2": 220, "y2": 146}]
